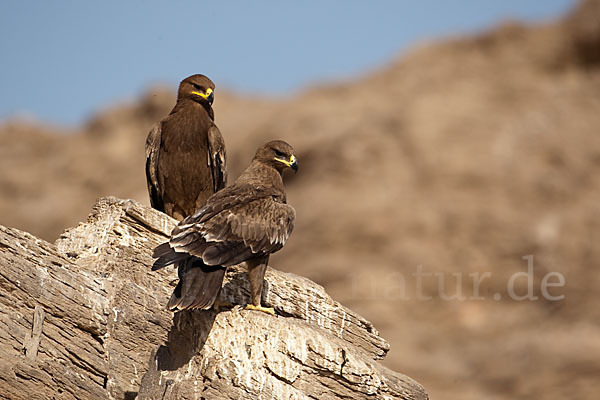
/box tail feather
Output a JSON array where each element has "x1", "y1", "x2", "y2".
[
  {"x1": 152, "y1": 242, "x2": 188, "y2": 270},
  {"x1": 152, "y1": 242, "x2": 173, "y2": 258},
  {"x1": 167, "y1": 258, "x2": 226, "y2": 311}
]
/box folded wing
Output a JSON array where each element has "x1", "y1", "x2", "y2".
[{"x1": 153, "y1": 192, "x2": 295, "y2": 269}]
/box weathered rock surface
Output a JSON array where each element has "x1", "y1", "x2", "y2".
[{"x1": 0, "y1": 197, "x2": 427, "y2": 399}]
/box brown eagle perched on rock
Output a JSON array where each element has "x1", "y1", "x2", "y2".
[
  {"x1": 145, "y1": 74, "x2": 226, "y2": 221},
  {"x1": 152, "y1": 140, "x2": 298, "y2": 314}
]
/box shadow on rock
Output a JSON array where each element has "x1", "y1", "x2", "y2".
[{"x1": 155, "y1": 309, "x2": 218, "y2": 371}]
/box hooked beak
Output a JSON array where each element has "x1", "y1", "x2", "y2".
[
  {"x1": 274, "y1": 154, "x2": 299, "y2": 173},
  {"x1": 191, "y1": 87, "x2": 214, "y2": 105},
  {"x1": 290, "y1": 156, "x2": 298, "y2": 173}
]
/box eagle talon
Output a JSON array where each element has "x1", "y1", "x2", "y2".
[{"x1": 244, "y1": 304, "x2": 275, "y2": 315}]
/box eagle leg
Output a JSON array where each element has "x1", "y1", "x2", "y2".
[
  {"x1": 244, "y1": 256, "x2": 274, "y2": 315},
  {"x1": 213, "y1": 298, "x2": 233, "y2": 311}
]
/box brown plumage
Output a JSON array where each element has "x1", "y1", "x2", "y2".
[
  {"x1": 152, "y1": 140, "x2": 298, "y2": 313},
  {"x1": 145, "y1": 74, "x2": 226, "y2": 221}
]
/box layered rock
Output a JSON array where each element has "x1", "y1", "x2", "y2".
[{"x1": 0, "y1": 197, "x2": 426, "y2": 399}]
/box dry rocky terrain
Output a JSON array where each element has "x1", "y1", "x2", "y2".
[{"x1": 1, "y1": 1, "x2": 599, "y2": 398}]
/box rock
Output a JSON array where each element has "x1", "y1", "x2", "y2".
[
  {"x1": 0, "y1": 197, "x2": 427, "y2": 399},
  {"x1": 0, "y1": 224, "x2": 109, "y2": 400}
]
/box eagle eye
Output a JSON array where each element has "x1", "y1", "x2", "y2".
[{"x1": 274, "y1": 150, "x2": 285, "y2": 158}]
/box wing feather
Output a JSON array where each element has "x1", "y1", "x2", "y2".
[
  {"x1": 156, "y1": 196, "x2": 295, "y2": 269},
  {"x1": 207, "y1": 125, "x2": 227, "y2": 193},
  {"x1": 145, "y1": 123, "x2": 164, "y2": 211}
]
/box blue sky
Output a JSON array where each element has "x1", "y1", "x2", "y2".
[{"x1": 0, "y1": 0, "x2": 575, "y2": 126}]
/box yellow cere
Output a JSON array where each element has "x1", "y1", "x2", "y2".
[
  {"x1": 275, "y1": 154, "x2": 296, "y2": 167},
  {"x1": 191, "y1": 87, "x2": 213, "y2": 99}
]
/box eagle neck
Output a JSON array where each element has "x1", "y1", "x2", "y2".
[
  {"x1": 171, "y1": 99, "x2": 214, "y2": 121},
  {"x1": 237, "y1": 160, "x2": 285, "y2": 192}
]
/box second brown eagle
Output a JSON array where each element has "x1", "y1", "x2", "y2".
[{"x1": 152, "y1": 140, "x2": 298, "y2": 314}]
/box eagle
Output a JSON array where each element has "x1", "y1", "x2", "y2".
[
  {"x1": 145, "y1": 74, "x2": 226, "y2": 221},
  {"x1": 152, "y1": 140, "x2": 298, "y2": 314}
]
